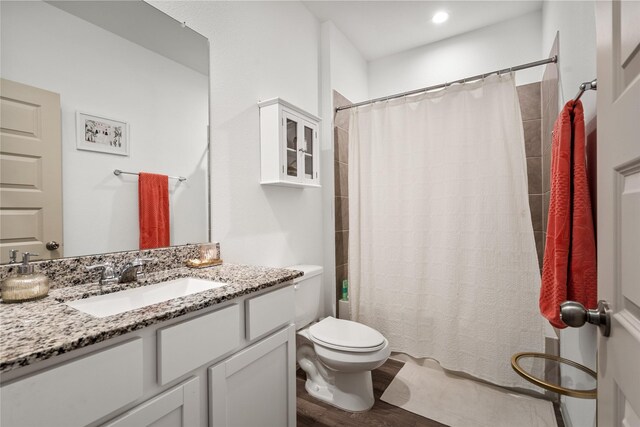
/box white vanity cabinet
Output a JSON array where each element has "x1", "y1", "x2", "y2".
[
  {"x1": 259, "y1": 98, "x2": 321, "y2": 188},
  {"x1": 0, "y1": 283, "x2": 296, "y2": 427}
]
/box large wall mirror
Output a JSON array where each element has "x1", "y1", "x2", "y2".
[{"x1": 0, "y1": 1, "x2": 210, "y2": 263}]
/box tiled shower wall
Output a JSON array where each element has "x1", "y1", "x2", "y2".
[
  {"x1": 517, "y1": 82, "x2": 545, "y2": 268},
  {"x1": 333, "y1": 85, "x2": 545, "y2": 310},
  {"x1": 333, "y1": 91, "x2": 351, "y2": 313},
  {"x1": 542, "y1": 35, "x2": 560, "y2": 255}
]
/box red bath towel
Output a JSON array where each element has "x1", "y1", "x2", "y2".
[
  {"x1": 539, "y1": 100, "x2": 597, "y2": 328},
  {"x1": 139, "y1": 172, "x2": 170, "y2": 249}
]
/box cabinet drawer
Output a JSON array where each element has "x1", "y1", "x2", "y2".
[
  {"x1": 1, "y1": 339, "x2": 143, "y2": 427},
  {"x1": 245, "y1": 285, "x2": 294, "y2": 341},
  {"x1": 158, "y1": 304, "x2": 240, "y2": 385}
]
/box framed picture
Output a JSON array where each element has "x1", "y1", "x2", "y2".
[{"x1": 76, "y1": 111, "x2": 129, "y2": 156}]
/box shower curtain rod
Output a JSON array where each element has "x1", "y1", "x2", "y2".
[{"x1": 335, "y1": 55, "x2": 558, "y2": 112}]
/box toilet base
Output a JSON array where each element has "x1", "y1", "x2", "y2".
[
  {"x1": 305, "y1": 371, "x2": 375, "y2": 412},
  {"x1": 296, "y1": 323, "x2": 387, "y2": 413}
]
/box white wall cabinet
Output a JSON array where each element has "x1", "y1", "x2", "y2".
[
  {"x1": 259, "y1": 98, "x2": 321, "y2": 188},
  {"x1": 209, "y1": 324, "x2": 296, "y2": 427},
  {"x1": 103, "y1": 377, "x2": 200, "y2": 427}
]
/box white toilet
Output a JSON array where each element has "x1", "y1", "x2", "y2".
[{"x1": 287, "y1": 265, "x2": 390, "y2": 412}]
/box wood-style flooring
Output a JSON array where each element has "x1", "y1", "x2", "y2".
[{"x1": 296, "y1": 359, "x2": 565, "y2": 427}]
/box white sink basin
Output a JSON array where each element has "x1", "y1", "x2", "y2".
[{"x1": 66, "y1": 277, "x2": 227, "y2": 318}]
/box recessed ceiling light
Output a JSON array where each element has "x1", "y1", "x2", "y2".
[{"x1": 432, "y1": 11, "x2": 449, "y2": 24}]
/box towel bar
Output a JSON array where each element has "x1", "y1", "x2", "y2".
[{"x1": 113, "y1": 169, "x2": 186, "y2": 182}]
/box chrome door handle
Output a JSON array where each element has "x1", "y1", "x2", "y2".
[
  {"x1": 46, "y1": 241, "x2": 60, "y2": 250},
  {"x1": 560, "y1": 300, "x2": 612, "y2": 337}
]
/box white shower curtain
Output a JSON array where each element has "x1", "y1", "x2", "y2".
[{"x1": 348, "y1": 73, "x2": 545, "y2": 389}]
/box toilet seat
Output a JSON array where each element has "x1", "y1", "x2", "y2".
[{"x1": 309, "y1": 317, "x2": 386, "y2": 353}]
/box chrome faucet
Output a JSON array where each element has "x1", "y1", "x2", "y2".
[
  {"x1": 86, "y1": 257, "x2": 156, "y2": 289},
  {"x1": 118, "y1": 257, "x2": 155, "y2": 284},
  {"x1": 86, "y1": 262, "x2": 119, "y2": 287}
]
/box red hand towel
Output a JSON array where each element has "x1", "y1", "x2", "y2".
[
  {"x1": 540, "y1": 100, "x2": 597, "y2": 328},
  {"x1": 139, "y1": 172, "x2": 170, "y2": 250}
]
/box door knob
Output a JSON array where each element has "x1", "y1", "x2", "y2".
[
  {"x1": 46, "y1": 241, "x2": 60, "y2": 250},
  {"x1": 560, "y1": 300, "x2": 611, "y2": 337}
]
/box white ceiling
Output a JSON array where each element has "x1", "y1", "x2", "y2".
[{"x1": 303, "y1": 1, "x2": 542, "y2": 61}]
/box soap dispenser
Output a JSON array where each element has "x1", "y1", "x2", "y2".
[{"x1": 1, "y1": 252, "x2": 50, "y2": 303}]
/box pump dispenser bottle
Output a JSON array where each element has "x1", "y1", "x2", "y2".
[{"x1": 1, "y1": 252, "x2": 50, "y2": 303}]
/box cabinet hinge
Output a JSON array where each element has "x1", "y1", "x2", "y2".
[
  {"x1": 316, "y1": 172, "x2": 318, "y2": 178},
  {"x1": 282, "y1": 165, "x2": 285, "y2": 173}
]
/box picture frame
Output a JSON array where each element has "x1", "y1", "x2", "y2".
[{"x1": 76, "y1": 111, "x2": 129, "y2": 156}]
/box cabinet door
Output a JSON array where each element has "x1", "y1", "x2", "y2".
[
  {"x1": 103, "y1": 377, "x2": 200, "y2": 427},
  {"x1": 209, "y1": 325, "x2": 296, "y2": 427},
  {"x1": 300, "y1": 120, "x2": 319, "y2": 185},
  {"x1": 281, "y1": 111, "x2": 301, "y2": 183}
]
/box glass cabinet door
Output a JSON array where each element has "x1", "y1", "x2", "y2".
[
  {"x1": 303, "y1": 125, "x2": 314, "y2": 180},
  {"x1": 285, "y1": 115, "x2": 298, "y2": 178},
  {"x1": 280, "y1": 109, "x2": 319, "y2": 185}
]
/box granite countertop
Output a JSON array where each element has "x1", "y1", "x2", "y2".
[{"x1": 0, "y1": 264, "x2": 303, "y2": 373}]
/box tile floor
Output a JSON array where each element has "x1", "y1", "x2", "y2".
[{"x1": 296, "y1": 359, "x2": 565, "y2": 427}]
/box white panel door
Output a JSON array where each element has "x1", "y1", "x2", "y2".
[
  {"x1": 595, "y1": 1, "x2": 640, "y2": 425},
  {"x1": 0, "y1": 78, "x2": 62, "y2": 262},
  {"x1": 209, "y1": 325, "x2": 296, "y2": 427}
]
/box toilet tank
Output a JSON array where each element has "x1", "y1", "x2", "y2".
[{"x1": 286, "y1": 265, "x2": 323, "y2": 330}]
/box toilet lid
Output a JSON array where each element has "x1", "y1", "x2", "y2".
[{"x1": 309, "y1": 317, "x2": 386, "y2": 352}]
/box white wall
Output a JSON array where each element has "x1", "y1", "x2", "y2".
[
  {"x1": 326, "y1": 21, "x2": 369, "y2": 104},
  {"x1": 150, "y1": 1, "x2": 324, "y2": 271},
  {"x1": 543, "y1": 1, "x2": 597, "y2": 124},
  {"x1": 1, "y1": 1, "x2": 209, "y2": 257},
  {"x1": 368, "y1": 11, "x2": 543, "y2": 99},
  {"x1": 319, "y1": 21, "x2": 370, "y2": 316},
  {"x1": 541, "y1": 2, "x2": 597, "y2": 427}
]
